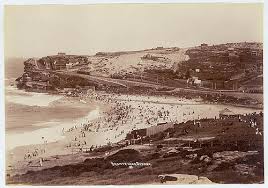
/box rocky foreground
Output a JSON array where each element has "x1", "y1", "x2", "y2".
[{"x1": 7, "y1": 112, "x2": 263, "y2": 185}]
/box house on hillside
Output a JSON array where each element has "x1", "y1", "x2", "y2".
[
  {"x1": 53, "y1": 60, "x2": 67, "y2": 70},
  {"x1": 58, "y1": 52, "x2": 66, "y2": 56},
  {"x1": 251, "y1": 51, "x2": 258, "y2": 56},
  {"x1": 201, "y1": 43, "x2": 208, "y2": 50},
  {"x1": 187, "y1": 77, "x2": 202, "y2": 87},
  {"x1": 66, "y1": 62, "x2": 73, "y2": 69},
  {"x1": 193, "y1": 79, "x2": 202, "y2": 86}
]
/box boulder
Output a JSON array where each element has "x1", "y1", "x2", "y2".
[
  {"x1": 158, "y1": 174, "x2": 214, "y2": 184},
  {"x1": 186, "y1": 153, "x2": 197, "y2": 160},
  {"x1": 234, "y1": 164, "x2": 256, "y2": 176},
  {"x1": 199, "y1": 155, "x2": 211, "y2": 163}
]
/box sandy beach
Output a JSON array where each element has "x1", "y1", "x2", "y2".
[{"x1": 6, "y1": 90, "x2": 262, "y2": 177}]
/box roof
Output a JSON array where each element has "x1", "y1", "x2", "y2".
[
  {"x1": 194, "y1": 79, "x2": 201, "y2": 84},
  {"x1": 167, "y1": 148, "x2": 179, "y2": 153},
  {"x1": 219, "y1": 108, "x2": 235, "y2": 116}
]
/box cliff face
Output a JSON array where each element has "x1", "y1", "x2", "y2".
[
  {"x1": 15, "y1": 48, "x2": 188, "y2": 91},
  {"x1": 15, "y1": 42, "x2": 263, "y2": 93},
  {"x1": 23, "y1": 58, "x2": 38, "y2": 72},
  {"x1": 16, "y1": 54, "x2": 91, "y2": 91}
]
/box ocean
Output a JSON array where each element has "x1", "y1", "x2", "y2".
[{"x1": 5, "y1": 58, "x2": 97, "y2": 150}]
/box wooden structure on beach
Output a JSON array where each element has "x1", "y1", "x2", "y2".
[
  {"x1": 126, "y1": 122, "x2": 174, "y2": 142},
  {"x1": 146, "y1": 122, "x2": 174, "y2": 137},
  {"x1": 219, "y1": 108, "x2": 238, "y2": 119}
]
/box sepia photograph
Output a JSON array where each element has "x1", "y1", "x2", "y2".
[{"x1": 2, "y1": 1, "x2": 265, "y2": 186}]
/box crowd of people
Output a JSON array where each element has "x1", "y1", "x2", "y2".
[
  {"x1": 23, "y1": 139, "x2": 47, "y2": 162},
  {"x1": 19, "y1": 91, "x2": 262, "y2": 167},
  {"x1": 59, "y1": 92, "x2": 213, "y2": 153},
  {"x1": 238, "y1": 112, "x2": 263, "y2": 136}
]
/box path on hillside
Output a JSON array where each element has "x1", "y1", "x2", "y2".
[
  {"x1": 59, "y1": 71, "x2": 263, "y2": 104},
  {"x1": 65, "y1": 72, "x2": 167, "y2": 89}
]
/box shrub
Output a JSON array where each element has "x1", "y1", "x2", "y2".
[{"x1": 106, "y1": 149, "x2": 141, "y2": 162}]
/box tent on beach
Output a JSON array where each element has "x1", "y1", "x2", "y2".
[{"x1": 219, "y1": 108, "x2": 237, "y2": 119}]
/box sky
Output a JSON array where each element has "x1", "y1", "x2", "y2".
[{"x1": 4, "y1": 3, "x2": 263, "y2": 58}]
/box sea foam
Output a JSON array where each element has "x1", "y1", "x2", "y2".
[
  {"x1": 5, "y1": 86, "x2": 63, "y2": 107},
  {"x1": 6, "y1": 107, "x2": 100, "y2": 150}
]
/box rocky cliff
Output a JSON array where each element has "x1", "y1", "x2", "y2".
[{"x1": 15, "y1": 42, "x2": 263, "y2": 92}]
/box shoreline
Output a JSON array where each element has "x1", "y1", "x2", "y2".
[
  {"x1": 5, "y1": 88, "x2": 109, "y2": 153},
  {"x1": 6, "y1": 106, "x2": 102, "y2": 151},
  {"x1": 6, "y1": 89, "x2": 262, "y2": 152},
  {"x1": 6, "y1": 90, "x2": 263, "y2": 176}
]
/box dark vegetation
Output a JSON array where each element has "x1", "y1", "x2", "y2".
[
  {"x1": 50, "y1": 73, "x2": 98, "y2": 89},
  {"x1": 7, "y1": 114, "x2": 264, "y2": 185},
  {"x1": 175, "y1": 45, "x2": 263, "y2": 90}
]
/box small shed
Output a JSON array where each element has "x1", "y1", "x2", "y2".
[
  {"x1": 219, "y1": 108, "x2": 237, "y2": 119},
  {"x1": 146, "y1": 122, "x2": 174, "y2": 137}
]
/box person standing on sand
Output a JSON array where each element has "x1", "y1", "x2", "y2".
[
  {"x1": 41, "y1": 137, "x2": 46, "y2": 154},
  {"x1": 39, "y1": 158, "x2": 43, "y2": 167},
  {"x1": 27, "y1": 150, "x2": 31, "y2": 159}
]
